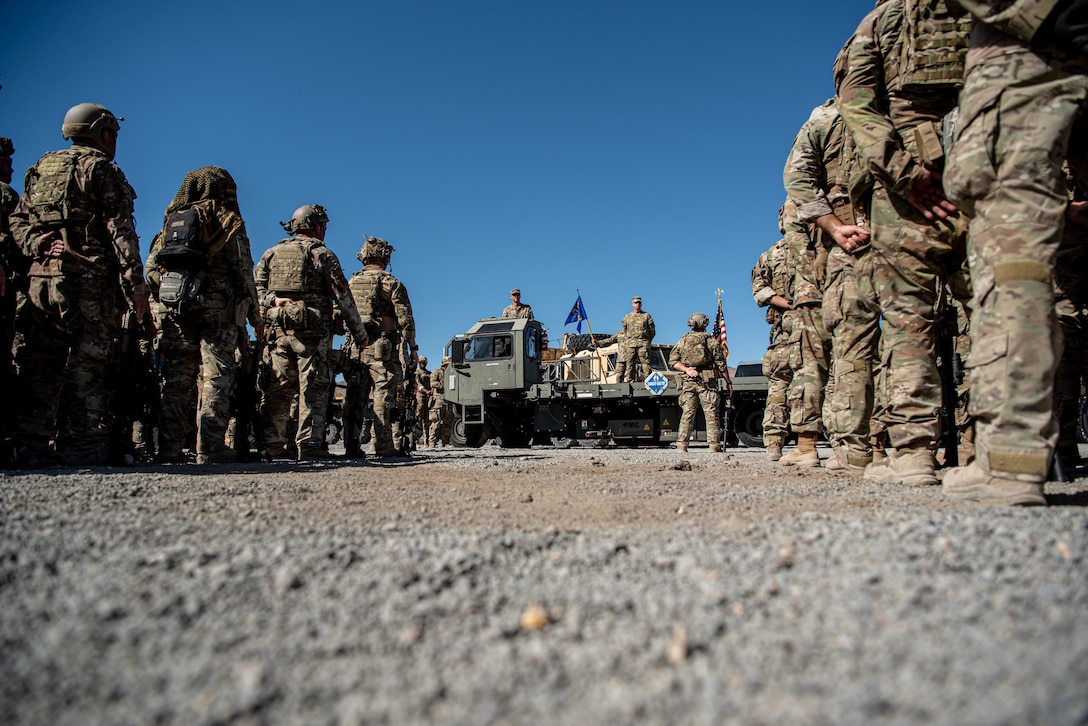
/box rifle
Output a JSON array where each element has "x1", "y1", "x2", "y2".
[
  {"x1": 107, "y1": 309, "x2": 160, "y2": 465},
  {"x1": 232, "y1": 337, "x2": 267, "y2": 462},
  {"x1": 936, "y1": 302, "x2": 963, "y2": 468}
]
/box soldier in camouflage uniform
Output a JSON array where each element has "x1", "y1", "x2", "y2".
[
  {"x1": 0, "y1": 136, "x2": 23, "y2": 458},
  {"x1": 415, "y1": 355, "x2": 433, "y2": 447},
  {"x1": 620, "y1": 296, "x2": 655, "y2": 382},
  {"x1": 669, "y1": 313, "x2": 728, "y2": 453},
  {"x1": 752, "y1": 238, "x2": 794, "y2": 461},
  {"x1": 942, "y1": 0, "x2": 1087, "y2": 505},
  {"x1": 502, "y1": 288, "x2": 534, "y2": 319},
  {"x1": 836, "y1": 0, "x2": 972, "y2": 487},
  {"x1": 776, "y1": 201, "x2": 831, "y2": 468},
  {"x1": 429, "y1": 357, "x2": 453, "y2": 446},
  {"x1": 145, "y1": 167, "x2": 261, "y2": 464},
  {"x1": 1052, "y1": 166, "x2": 1088, "y2": 467},
  {"x1": 783, "y1": 99, "x2": 884, "y2": 471},
  {"x1": 346, "y1": 236, "x2": 418, "y2": 458},
  {"x1": 255, "y1": 204, "x2": 369, "y2": 460},
  {"x1": 9, "y1": 104, "x2": 152, "y2": 467}
]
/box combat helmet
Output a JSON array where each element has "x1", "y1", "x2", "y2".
[
  {"x1": 357, "y1": 236, "x2": 395, "y2": 264},
  {"x1": 61, "y1": 103, "x2": 121, "y2": 140},
  {"x1": 418, "y1": 356, "x2": 428, "y2": 366},
  {"x1": 280, "y1": 204, "x2": 329, "y2": 234},
  {"x1": 0, "y1": 137, "x2": 13, "y2": 159},
  {"x1": 687, "y1": 312, "x2": 710, "y2": 331}
]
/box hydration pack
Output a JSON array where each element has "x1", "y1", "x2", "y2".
[{"x1": 157, "y1": 207, "x2": 208, "y2": 308}]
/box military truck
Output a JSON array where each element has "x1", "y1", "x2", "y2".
[
  {"x1": 729, "y1": 360, "x2": 769, "y2": 448},
  {"x1": 441, "y1": 317, "x2": 729, "y2": 447}
]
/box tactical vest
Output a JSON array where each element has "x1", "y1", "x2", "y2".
[
  {"x1": 892, "y1": 0, "x2": 971, "y2": 92},
  {"x1": 267, "y1": 238, "x2": 321, "y2": 295},
  {"x1": 678, "y1": 333, "x2": 712, "y2": 368},
  {"x1": 349, "y1": 268, "x2": 397, "y2": 334},
  {"x1": 26, "y1": 149, "x2": 96, "y2": 230}
]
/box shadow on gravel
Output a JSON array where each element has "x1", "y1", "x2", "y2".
[{"x1": 1045, "y1": 490, "x2": 1088, "y2": 507}]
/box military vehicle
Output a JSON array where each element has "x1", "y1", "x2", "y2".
[
  {"x1": 729, "y1": 360, "x2": 769, "y2": 448},
  {"x1": 441, "y1": 317, "x2": 729, "y2": 447}
]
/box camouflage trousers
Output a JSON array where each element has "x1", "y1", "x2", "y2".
[
  {"x1": 869, "y1": 185, "x2": 967, "y2": 452},
  {"x1": 785, "y1": 303, "x2": 829, "y2": 435},
  {"x1": 359, "y1": 353, "x2": 403, "y2": 456},
  {"x1": 429, "y1": 399, "x2": 452, "y2": 446},
  {"x1": 761, "y1": 340, "x2": 792, "y2": 445},
  {"x1": 823, "y1": 246, "x2": 881, "y2": 462},
  {"x1": 156, "y1": 312, "x2": 239, "y2": 457},
  {"x1": 622, "y1": 341, "x2": 651, "y2": 381},
  {"x1": 945, "y1": 36, "x2": 1087, "y2": 482},
  {"x1": 416, "y1": 391, "x2": 432, "y2": 446},
  {"x1": 677, "y1": 378, "x2": 721, "y2": 446},
  {"x1": 12, "y1": 274, "x2": 120, "y2": 464},
  {"x1": 262, "y1": 329, "x2": 332, "y2": 455}
]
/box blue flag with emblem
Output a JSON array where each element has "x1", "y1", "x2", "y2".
[{"x1": 564, "y1": 294, "x2": 588, "y2": 334}]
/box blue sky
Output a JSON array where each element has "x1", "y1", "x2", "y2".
[{"x1": 3, "y1": 0, "x2": 875, "y2": 365}]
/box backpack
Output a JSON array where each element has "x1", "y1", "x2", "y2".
[
  {"x1": 26, "y1": 150, "x2": 93, "y2": 229},
  {"x1": 157, "y1": 207, "x2": 208, "y2": 309}
]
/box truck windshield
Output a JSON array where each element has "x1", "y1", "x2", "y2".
[{"x1": 465, "y1": 334, "x2": 513, "y2": 360}]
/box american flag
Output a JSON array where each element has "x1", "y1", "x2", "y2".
[{"x1": 714, "y1": 291, "x2": 729, "y2": 359}]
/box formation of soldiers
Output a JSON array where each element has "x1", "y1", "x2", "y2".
[
  {"x1": 753, "y1": 0, "x2": 1086, "y2": 506},
  {"x1": 1, "y1": 1, "x2": 1083, "y2": 510},
  {"x1": 0, "y1": 103, "x2": 442, "y2": 467}
]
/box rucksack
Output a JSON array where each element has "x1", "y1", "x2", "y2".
[{"x1": 157, "y1": 207, "x2": 208, "y2": 309}]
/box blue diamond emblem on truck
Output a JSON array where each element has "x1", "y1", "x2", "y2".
[{"x1": 644, "y1": 371, "x2": 668, "y2": 396}]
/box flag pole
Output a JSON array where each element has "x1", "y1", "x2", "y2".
[{"x1": 577, "y1": 289, "x2": 609, "y2": 380}]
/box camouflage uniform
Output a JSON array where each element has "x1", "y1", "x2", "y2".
[
  {"x1": 346, "y1": 239, "x2": 416, "y2": 457},
  {"x1": 415, "y1": 360, "x2": 432, "y2": 447},
  {"x1": 942, "y1": 0, "x2": 1087, "y2": 501},
  {"x1": 502, "y1": 289, "x2": 534, "y2": 319},
  {"x1": 836, "y1": 0, "x2": 971, "y2": 482},
  {"x1": 620, "y1": 299, "x2": 655, "y2": 381},
  {"x1": 784, "y1": 100, "x2": 882, "y2": 468},
  {"x1": 669, "y1": 323, "x2": 728, "y2": 452},
  {"x1": 9, "y1": 142, "x2": 147, "y2": 465},
  {"x1": 1053, "y1": 167, "x2": 1088, "y2": 463},
  {"x1": 751, "y1": 238, "x2": 794, "y2": 453},
  {"x1": 145, "y1": 167, "x2": 259, "y2": 462},
  {"x1": 0, "y1": 137, "x2": 22, "y2": 454},
  {"x1": 780, "y1": 201, "x2": 831, "y2": 439},
  {"x1": 429, "y1": 359, "x2": 452, "y2": 446},
  {"x1": 256, "y1": 222, "x2": 368, "y2": 459}
]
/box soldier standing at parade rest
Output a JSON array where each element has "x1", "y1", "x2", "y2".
[
  {"x1": 145, "y1": 167, "x2": 261, "y2": 464},
  {"x1": 255, "y1": 204, "x2": 368, "y2": 461},
  {"x1": 620, "y1": 296, "x2": 655, "y2": 382},
  {"x1": 941, "y1": 0, "x2": 1088, "y2": 506},
  {"x1": 669, "y1": 312, "x2": 728, "y2": 453},
  {"x1": 346, "y1": 236, "x2": 417, "y2": 458},
  {"x1": 836, "y1": 0, "x2": 972, "y2": 487},
  {"x1": 9, "y1": 103, "x2": 151, "y2": 467},
  {"x1": 502, "y1": 288, "x2": 534, "y2": 319},
  {"x1": 752, "y1": 238, "x2": 795, "y2": 461}
]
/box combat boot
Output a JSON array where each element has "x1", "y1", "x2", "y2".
[
  {"x1": 825, "y1": 449, "x2": 870, "y2": 472},
  {"x1": 708, "y1": 443, "x2": 721, "y2": 453},
  {"x1": 780, "y1": 432, "x2": 820, "y2": 468},
  {"x1": 676, "y1": 442, "x2": 688, "y2": 453},
  {"x1": 298, "y1": 447, "x2": 337, "y2": 461},
  {"x1": 863, "y1": 447, "x2": 937, "y2": 486},
  {"x1": 942, "y1": 461, "x2": 1046, "y2": 506},
  {"x1": 765, "y1": 436, "x2": 784, "y2": 462},
  {"x1": 870, "y1": 432, "x2": 888, "y2": 463},
  {"x1": 196, "y1": 449, "x2": 237, "y2": 465}
]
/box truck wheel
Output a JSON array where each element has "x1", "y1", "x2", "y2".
[
  {"x1": 567, "y1": 333, "x2": 612, "y2": 352},
  {"x1": 450, "y1": 416, "x2": 484, "y2": 448},
  {"x1": 735, "y1": 406, "x2": 764, "y2": 448}
]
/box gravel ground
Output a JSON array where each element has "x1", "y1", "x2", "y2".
[{"x1": 1, "y1": 444, "x2": 1086, "y2": 725}]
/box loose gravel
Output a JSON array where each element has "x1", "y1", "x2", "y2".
[{"x1": 2, "y1": 444, "x2": 1086, "y2": 725}]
